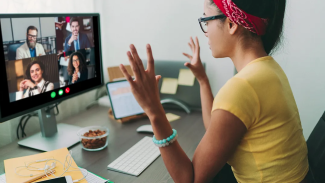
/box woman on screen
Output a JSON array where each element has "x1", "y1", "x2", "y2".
[
  {"x1": 17, "y1": 61, "x2": 54, "y2": 100},
  {"x1": 67, "y1": 51, "x2": 88, "y2": 84},
  {"x1": 119, "y1": 0, "x2": 311, "y2": 182}
]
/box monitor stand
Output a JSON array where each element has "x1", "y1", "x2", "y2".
[{"x1": 18, "y1": 107, "x2": 81, "y2": 152}]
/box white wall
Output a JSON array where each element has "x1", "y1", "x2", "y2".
[
  {"x1": 0, "y1": 0, "x2": 97, "y2": 147},
  {"x1": 272, "y1": 0, "x2": 325, "y2": 138},
  {"x1": 95, "y1": 0, "x2": 325, "y2": 139}
]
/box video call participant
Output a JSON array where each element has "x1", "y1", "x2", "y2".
[
  {"x1": 16, "y1": 26, "x2": 46, "y2": 60},
  {"x1": 16, "y1": 61, "x2": 54, "y2": 100},
  {"x1": 64, "y1": 17, "x2": 91, "y2": 52},
  {"x1": 68, "y1": 51, "x2": 88, "y2": 84}
]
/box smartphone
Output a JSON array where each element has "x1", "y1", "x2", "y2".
[{"x1": 38, "y1": 176, "x2": 73, "y2": 183}]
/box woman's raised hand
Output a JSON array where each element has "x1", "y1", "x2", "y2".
[
  {"x1": 72, "y1": 72, "x2": 78, "y2": 83},
  {"x1": 183, "y1": 37, "x2": 207, "y2": 83},
  {"x1": 119, "y1": 44, "x2": 163, "y2": 117},
  {"x1": 24, "y1": 80, "x2": 35, "y2": 88},
  {"x1": 19, "y1": 80, "x2": 27, "y2": 91}
]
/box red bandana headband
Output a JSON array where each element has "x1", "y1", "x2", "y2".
[{"x1": 213, "y1": 0, "x2": 268, "y2": 36}]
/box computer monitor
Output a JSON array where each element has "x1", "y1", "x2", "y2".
[{"x1": 0, "y1": 14, "x2": 103, "y2": 151}]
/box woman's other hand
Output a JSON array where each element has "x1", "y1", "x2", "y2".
[
  {"x1": 119, "y1": 44, "x2": 163, "y2": 117},
  {"x1": 19, "y1": 80, "x2": 27, "y2": 91},
  {"x1": 24, "y1": 80, "x2": 35, "y2": 88},
  {"x1": 64, "y1": 56, "x2": 69, "y2": 61},
  {"x1": 72, "y1": 72, "x2": 78, "y2": 83},
  {"x1": 183, "y1": 37, "x2": 207, "y2": 83}
]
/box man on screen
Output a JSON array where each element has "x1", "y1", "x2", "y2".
[
  {"x1": 16, "y1": 26, "x2": 46, "y2": 60},
  {"x1": 64, "y1": 17, "x2": 91, "y2": 52}
]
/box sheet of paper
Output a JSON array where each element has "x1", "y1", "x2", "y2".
[
  {"x1": 178, "y1": 69, "x2": 195, "y2": 86},
  {"x1": 166, "y1": 113, "x2": 181, "y2": 122},
  {"x1": 59, "y1": 56, "x2": 69, "y2": 66},
  {"x1": 4, "y1": 148, "x2": 87, "y2": 183},
  {"x1": 80, "y1": 168, "x2": 111, "y2": 183},
  {"x1": 0, "y1": 174, "x2": 5, "y2": 183},
  {"x1": 160, "y1": 78, "x2": 178, "y2": 94}
]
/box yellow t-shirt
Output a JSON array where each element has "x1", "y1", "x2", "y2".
[{"x1": 212, "y1": 56, "x2": 309, "y2": 183}]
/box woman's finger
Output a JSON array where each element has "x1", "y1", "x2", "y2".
[
  {"x1": 195, "y1": 36, "x2": 200, "y2": 54},
  {"x1": 130, "y1": 44, "x2": 144, "y2": 72},
  {"x1": 155, "y1": 75, "x2": 161, "y2": 87},
  {"x1": 182, "y1": 53, "x2": 193, "y2": 60},
  {"x1": 127, "y1": 51, "x2": 142, "y2": 80},
  {"x1": 190, "y1": 37, "x2": 196, "y2": 51},
  {"x1": 146, "y1": 44, "x2": 155, "y2": 73},
  {"x1": 184, "y1": 62, "x2": 193, "y2": 70},
  {"x1": 119, "y1": 64, "x2": 135, "y2": 86},
  {"x1": 188, "y1": 42, "x2": 193, "y2": 51}
]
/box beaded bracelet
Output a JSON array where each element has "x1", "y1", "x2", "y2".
[{"x1": 152, "y1": 129, "x2": 178, "y2": 147}]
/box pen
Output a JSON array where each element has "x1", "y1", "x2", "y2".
[{"x1": 22, "y1": 169, "x2": 56, "y2": 183}]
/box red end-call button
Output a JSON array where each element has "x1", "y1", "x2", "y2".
[{"x1": 65, "y1": 87, "x2": 70, "y2": 93}]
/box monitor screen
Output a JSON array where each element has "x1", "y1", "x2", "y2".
[
  {"x1": 0, "y1": 14, "x2": 103, "y2": 122},
  {"x1": 106, "y1": 80, "x2": 144, "y2": 119}
]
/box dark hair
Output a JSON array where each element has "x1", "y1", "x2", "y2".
[
  {"x1": 26, "y1": 26, "x2": 38, "y2": 35},
  {"x1": 70, "y1": 17, "x2": 80, "y2": 26},
  {"x1": 25, "y1": 61, "x2": 46, "y2": 83},
  {"x1": 209, "y1": 0, "x2": 286, "y2": 55},
  {"x1": 67, "y1": 51, "x2": 87, "y2": 75}
]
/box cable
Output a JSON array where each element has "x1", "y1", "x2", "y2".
[
  {"x1": 22, "y1": 114, "x2": 33, "y2": 138},
  {"x1": 15, "y1": 150, "x2": 88, "y2": 182},
  {"x1": 17, "y1": 103, "x2": 60, "y2": 139},
  {"x1": 17, "y1": 115, "x2": 29, "y2": 139}
]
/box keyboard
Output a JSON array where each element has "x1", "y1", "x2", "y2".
[{"x1": 107, "y1": 136, "x2": 161, "y2": 176}]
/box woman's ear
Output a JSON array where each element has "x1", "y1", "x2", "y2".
[{"x1": 226, "y1": 18, "x2": 238, "y2": 35}]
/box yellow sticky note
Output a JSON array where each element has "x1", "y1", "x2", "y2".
[
  {"x1": 178, "y1": 69, "x2": 195, "y2": 86},
  {"x1": 166, "y1": 113, "x2": 181, "y2": 122},
  {"x1": 160, "y1": 78, "x2": 178, "y2": 94}
]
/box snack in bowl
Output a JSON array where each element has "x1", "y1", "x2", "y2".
[{"x1": 77, "y1": 126, "x2": 109, "y2": 151}]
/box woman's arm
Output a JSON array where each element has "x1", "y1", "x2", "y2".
[
  {"x1": 150, "y1": 109, "x2": 246, "y2": 183},
  {"x1": 183, "y1": 37, "x2": 214, "y2": 129},
  {"x1": 120, "y1": 44, "x2": 247, "y2": 183},
  {"x1": 198, "y1": 78, "x2": 214, "y2": 130}
]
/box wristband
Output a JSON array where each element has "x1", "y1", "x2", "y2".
[{"x1": 152, "y1": 129, "x2": 178, "y2": 147}]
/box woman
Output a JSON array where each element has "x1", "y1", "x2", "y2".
[
  {"x1": 67, "y1": 51, "x2": 88, "y2": 84},
  {"x1": 17, "y1": 61, "x2": 54, "y2": 100},
  {"x1": 119, "y1": 0, "x2": 311, "y2": 182}
]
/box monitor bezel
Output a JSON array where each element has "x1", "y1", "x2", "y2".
[{"x1": 0, "y1": 13, "x2": 104, "y2": 123}]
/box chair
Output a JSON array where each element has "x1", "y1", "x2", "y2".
[
  {"x1": 7, "y1": 42, "x2": 24, "y2": 61},
  {"x1": 306, "y1": 111, "x2": 325, "y2": 183}
]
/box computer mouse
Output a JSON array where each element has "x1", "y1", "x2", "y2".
[{"x1": 136, "y1": 125, "x2": 154, "y2": 133}]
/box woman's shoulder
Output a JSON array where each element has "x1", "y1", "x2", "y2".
[{"x1": 221, "y1": 76, "x2": 254, "y2": 93}]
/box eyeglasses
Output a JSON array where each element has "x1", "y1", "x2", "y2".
[
  {"x1": 27, "y1": 34, "x2": 37, "y2": 39},
  {"x1": 73, "y1": 58, "x2": 79, "y2": 62},
  {"x1": 198, "y1": 14, "x2": 227, "y2": 33}
]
